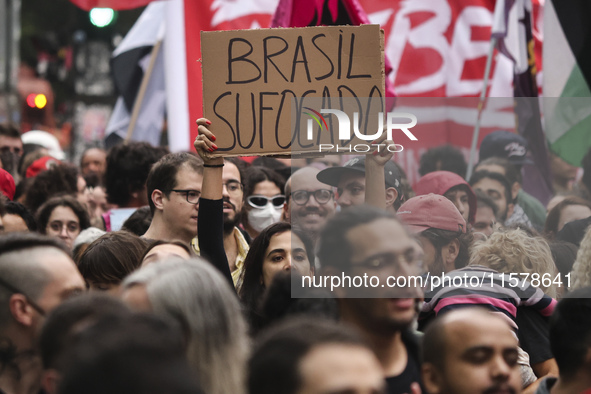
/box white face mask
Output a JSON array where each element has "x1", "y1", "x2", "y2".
[{"x1": 248, "y1": 203, "x2": 283, "y2": 233}]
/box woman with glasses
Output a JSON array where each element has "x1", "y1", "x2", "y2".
[
  {"x1": 242, "y1": 166, "x2": 286, "y2": 239},
  {"x1": 36, "y1": 195, "x2": 91, "y2": 250}
]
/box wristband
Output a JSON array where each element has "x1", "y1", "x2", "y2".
[{"x1": 203, "y1": 163, "x2": 224, "y2": 168}]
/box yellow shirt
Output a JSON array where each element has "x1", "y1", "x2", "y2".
[{"x1": 191, "y1": 227, "x2": 249, "y2": 289}]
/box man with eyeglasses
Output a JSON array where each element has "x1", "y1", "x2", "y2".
[
  {"x1": 143, "y1": 152, "x2": 204, "y2": 245},
  {"x1": 0, "y1": 232, "x2": 85, "y2": 394},
  {"x1": 283, "y1": 166, "x2": 337, "y2": 241}
]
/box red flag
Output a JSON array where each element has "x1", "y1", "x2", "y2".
[
  {"x1": 69, "y1": 0, "x2": 154, "y2": 11},
  {"x1": 272, "y1": 0, "x2": 396, "y2": 100},
  {"x1": 166, "y1": 0, "x2": 277, "y2": 151}
]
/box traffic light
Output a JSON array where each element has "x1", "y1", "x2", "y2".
[
  {"x1": 89, "y1": 8, "x2": 116, "y2": 28},
  {"x1": 26, "y1": 93, "x2": 47, "y2": 109}
]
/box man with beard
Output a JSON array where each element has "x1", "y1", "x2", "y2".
[
  {"x1": 191, "y1": 158, "x2": 249, "y2": 286},
  {"x1": 284, "y1": 166, "x2": 337, "y2": 243},
  {"x1": 318, "y1": 205, "x2": 424, "y2": 394},
  {"x1": 469, "y1": 170, "x2": 515, "y2": 225},
  {"x1": 397, "y1": 194, "x2": 471, "y2": 277},
  {"x1": 422, "y1": 308, "x2": 521, "y2": 394}
]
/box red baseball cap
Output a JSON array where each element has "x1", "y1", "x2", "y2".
[
  {"x1": 26, "y1": 156, "x2": 60, "y2": 178},
  {"x1": 0, "y1": 168, "x2": 15, "y2": 200},
  {"x1": 397, "y1": 193, "x2": 466, "y2": 234}
]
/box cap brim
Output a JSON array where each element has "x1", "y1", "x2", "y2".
[{"x1": 316, "y1": 166, "x2": 365, "y2": 187}]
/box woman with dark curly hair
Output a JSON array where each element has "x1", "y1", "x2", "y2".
[
  {"x1": 36, "y1": 195, "x2": 91, "y2": 250},
  {"x1": 25, "y1": 163, "x2": 89, "y2": 214}
]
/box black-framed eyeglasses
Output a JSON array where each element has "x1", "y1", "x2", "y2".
[
  {"x1": 223, "y1": 180, "x2": 243, "y2": 195},
  {"x1": 247, "y1": 195, "x2": 286, "y2": 209},
  {"x1": 169, "y1": 189, "x2": 201, "y2": 204},
  {"x1": 0, "y1": 277, "x2": 46, "y2": 316},
  {"x1": 291, "y1": 189, "x2": 334, "y2": 205}
]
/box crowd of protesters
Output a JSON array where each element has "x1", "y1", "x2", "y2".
[{"x1": 1, "y1": 118, "x2": 591, "y2": 394}]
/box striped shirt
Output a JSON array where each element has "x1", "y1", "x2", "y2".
[{"x1": 420, "y1": 265, "x2": 556, "y2": 331}]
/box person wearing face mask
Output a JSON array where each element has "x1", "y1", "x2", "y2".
[
  {"x1": 0, "y1": 123, "x2": 23, "y2": 183},
  {"x1": 242, "y1": 166, "x2": 286, "y2": 238}
]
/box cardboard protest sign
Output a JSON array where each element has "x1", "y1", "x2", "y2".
[{"x1": 201, "y1": 24, "x2": 385, "y2": 156}]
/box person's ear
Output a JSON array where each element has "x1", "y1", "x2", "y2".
[
  {"x1": 41, "y1": 369, "x2": 61, "y2": 394},
  {"x1": 442, "y1": 239, "x2": 460, "y2": 271},
  {"x1": 385, "y1": 187, "x2": 398, "y2": 208},
  {"x1": 283, "y1": 202, "x2": 291, "y2": 222},
  {"x1": 152, "y1": 189, "x2": 165, "y2": 210},
  {"x1": 9, "y1": 294, "x2": 35, "y2": 327},
  {"x1": 511, "y1": 182, "x2": 520, "y2": 200},
  {"x1": 422, "y1": 363, "x2": 443, "y2": 394}
]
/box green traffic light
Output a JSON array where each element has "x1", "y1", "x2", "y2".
[{"x1": 89, "y1": 8, "x2": 115, "y2": 28}]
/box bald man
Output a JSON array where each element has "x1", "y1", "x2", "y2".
[
  {"x1": 283, "y1": 166, "x2": 337, "y2": 240},
  {"x1": 422, "y1": 308, "x2": 522, "y2": 394}
]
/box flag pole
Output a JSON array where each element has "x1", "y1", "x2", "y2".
[
  {"x1": 125, "y1": 39, "x2": 163, "y2": 143},
  {"x1": 466, "y1": 36, "x2": 497, "y2": 181}
]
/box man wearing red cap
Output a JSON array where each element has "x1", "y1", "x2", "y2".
[{"x1": 397, "y1": 194, "x2": 472, "y2": 277}]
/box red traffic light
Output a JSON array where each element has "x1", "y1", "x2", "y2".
[{"x1": 26, "y1": 93, "x2": 47, "y2": 109}]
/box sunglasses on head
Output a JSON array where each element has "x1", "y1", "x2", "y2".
[{"x1": 247, "y1": 195, "x2": 286, "y2": 208}]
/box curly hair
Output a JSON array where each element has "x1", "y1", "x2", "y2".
[
  {"x1": 25, "y1": 164, "x2": 80, "y2": 213},
  {"x1": 470, "y1": 228, "x2": 558, "y2": 298},
  {"x1": 569, "y1": 226, "x2": 591, "y2": 291},
  {"x1": 104, "y1": 142, "x2": 168, "y2": 207}
]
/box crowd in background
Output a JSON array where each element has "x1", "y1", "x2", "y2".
[{"x1": 1, "y1": 119, "x2": 591, "y2": 394}]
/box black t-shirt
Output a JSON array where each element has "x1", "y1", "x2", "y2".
[
  {"x1": 516, "y1": 306, "x2": 553, "y2": 365},
  {"x1": 385, "y1": 330, "x2": 424, "y2": 394}
]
